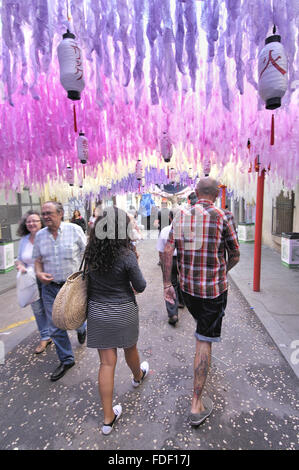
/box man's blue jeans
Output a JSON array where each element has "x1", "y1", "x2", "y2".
[
  {"x1": 31, "y1": 297, "x2": 50, "y2": 341},
  {"x1": 42, "y1": 283, "x2": 86, "y2": 365}
]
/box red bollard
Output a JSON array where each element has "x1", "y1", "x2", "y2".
[
  {"x1": 253, "y1": 169, "x2": 266, "y2": 292},
  {"x1": 220, "y1": 185, "x2": 226, "y2": 209}
]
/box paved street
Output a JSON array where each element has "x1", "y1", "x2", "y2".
[{"x1": 0, "y1": 239, "x2": 298, "y2": 451}]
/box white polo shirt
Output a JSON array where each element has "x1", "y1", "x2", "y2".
[{"x1": 156, "y1": 224, "x2": 177, "y2": 256}]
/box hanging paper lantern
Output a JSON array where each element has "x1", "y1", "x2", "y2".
[
  {"x1": 160, "y1": 131, "x2": 173, "y2": 163},
  {"x1": 66, "y1": 165, "x2": 74, "y2": 186},
  {"x1": 203, "y1": 157, "x2": 211, "y2": 176},
  {"x1": 169, "y1": 167, "x2": 176, "y2": 184},
  {"x1": 258, "y1": 29, "x2": 287, "y2": 110},
  {"x1": 77, "y1": 131, "x2": 89, "y2": 163},
  {"x1": 141, "y1": 177, "x2": 146, "y2": 188},
  {"x1": 188, "y1": 167, "x2": 193, "y2": 179},
  {"x1": 57, "y1": 30, "x2": 85, "y2": 101},
  {"x1": 136, "y1": 159, "x2": 143, "y2": 180},
  {"x1": 175, "y1": 173, "x2": 181, "y2": 184},
  {"x1": 106, "y1": 178, "x2": 112, "y2": 191}
]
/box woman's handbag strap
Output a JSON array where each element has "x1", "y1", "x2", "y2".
[{"x1": 79, "y1": 252, "x2": 88, "y2": 280}]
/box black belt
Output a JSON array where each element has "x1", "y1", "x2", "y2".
[{"x1": 50, "y1": 281, "x2": 65, "y2": 287}]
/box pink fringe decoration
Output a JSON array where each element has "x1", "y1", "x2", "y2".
[{"x1": 0, "y1": 0, "x2": 298, "y2": 194}]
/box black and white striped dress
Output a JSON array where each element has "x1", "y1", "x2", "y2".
[
  {"x1": 87, "y1": 299, "x2": 139, "y2": 349},
  {"x1": 86, "y1": 248, "x2": 146, "y2": 350}
]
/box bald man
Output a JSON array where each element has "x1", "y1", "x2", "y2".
[{"x1": 162, "y1": 177, "x2": 240, "y2": 426}]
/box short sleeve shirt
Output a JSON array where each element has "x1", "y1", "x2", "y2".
[
  {"x1": 32, "y1": 222, "x2": 86, "y2": 282},
  {"x1": 167, "y1": 200, "x2": 240, "y2": 298}
]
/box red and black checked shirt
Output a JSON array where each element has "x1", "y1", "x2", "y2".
[{"x1": 167, "y1": 199, "x2": 240, "y2": 299}]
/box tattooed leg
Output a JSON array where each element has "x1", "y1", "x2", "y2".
[{"x1": 191, "y1": 340, "x2": 211, "y2": 414}]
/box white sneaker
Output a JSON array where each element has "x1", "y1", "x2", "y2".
[
  {"x1": 132, "y1": 361, "x2": 149, "y2": 388},
  {"x1": 101, "y1": 404, "x2": 122, "y2": 435}
]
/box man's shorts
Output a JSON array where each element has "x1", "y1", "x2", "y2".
[{"x1": 182, "y1": 290, "x2": 228, "y2": 343}]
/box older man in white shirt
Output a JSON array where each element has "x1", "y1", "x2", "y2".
[
  {"x1": 33, "y1": 201, "x2": 86, "y2": 381},
  {"x1": 156, "y1": 210, "x2": 184, "y2": 326}
]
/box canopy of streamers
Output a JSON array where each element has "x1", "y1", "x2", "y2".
[{"x1": 0, "y1": 0, "x2": 298, "y2": 201}]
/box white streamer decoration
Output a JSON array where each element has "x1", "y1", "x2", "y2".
[
  {"x1": 57, "y1": 30, "x2": 85, "y2": 100},
  {"x1": 258, "y1": 32, "x2": 288, "y2": 109},
  {"x1": 77, "y1": 131, "x2": 89, "y2": 163}
]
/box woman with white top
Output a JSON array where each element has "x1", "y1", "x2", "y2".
[{"x1": 15, "y1": 210, "x2": 51, "y2": 354}]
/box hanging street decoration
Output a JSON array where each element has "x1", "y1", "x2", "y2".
[
  {"x1": 203, "y1": 157, "x2": 211, "y2": 177},
  {"x1": 0, "y1": 1, "x2": 298, "y2": 200},
  {"x1": 258, "y1": 27, "x2": 288, "y2": 110},
  {"x1": 136, "y1": 159, "x2": 143, "y2": 181},
  {"x1": 160, "y1": 131, "x2": 173, "y2": 163},
  {"x1": 57, "y1": 30, "x2": 85, "y2": 101},
  {"x1": 66, "y1": 165, "x2": 74, "y2": 186},
  {"x1": 77, "y1": 132, "x2": 89, "y2": 164},
  {"x1": 258, "y1": 26, "x2": 288, "y2": 148}
]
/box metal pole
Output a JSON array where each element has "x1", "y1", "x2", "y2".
[{"x1": 253, "y1": 169, "x2": 265, "y2": 292}]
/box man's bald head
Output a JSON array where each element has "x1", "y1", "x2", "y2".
[{"x1": 195, "y1": 177, "x2": 219, "y2": 202}]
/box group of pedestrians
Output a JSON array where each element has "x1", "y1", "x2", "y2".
[{"x1": 15, "y1": 177, "x2": 240, "y2": 434}]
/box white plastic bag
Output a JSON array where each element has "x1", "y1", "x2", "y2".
[{"x1": 16, "y1": 268, "x2": 39, "y2": 308}]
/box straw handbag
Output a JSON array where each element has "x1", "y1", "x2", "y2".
[{"x1": 52, "y1": 256, "x2": 87, "y2": 330}]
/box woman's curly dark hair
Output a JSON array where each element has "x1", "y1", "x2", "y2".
[
  {"x1": 84, "y1": 206, "x2": 137, "y2": 272},
  {"x1": 16, "y1": 210, "x2": 44, "y2": 237}
]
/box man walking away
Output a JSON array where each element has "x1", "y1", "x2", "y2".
[
  {"x1": 157, "y1": 210, "x2": 183, "y2": 326},
  {"x1": 162, "y1": 177, "x2": 240, "y2": 426}
]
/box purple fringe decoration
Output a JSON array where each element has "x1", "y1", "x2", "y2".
[
  {"x1": 117, "y1": 0, "x2": 131, "y2": 87},
  {"x1": 201, "y1": 0, "x2": 219, "y2": 63},
  {"x1": 146, "y1": 0, "x2": 160, "y2": 105},
  {"x1": 175, "y1": 0, "x2": 185, "y2": 74},
  {"x1": 184, "y1": 0, "x2": 198, "y2": 91},
  {"x1": 133, "y1": 0, "x2": 145, "y2": 107},
  {"x1": 217, "y1": 31, "x2": 231, "y2": 110}
]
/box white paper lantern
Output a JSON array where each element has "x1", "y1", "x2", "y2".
[
  {"x1": 77, "y1": 131, "x2": 89, "y2": 163},
  {"x1": 258, "y1": 33, "x2": 287, "y2": 109},
  {"x1": 57, "y1": 30, "x2": 85, "y2": 101},
  {"x1": 169, "y1": 167, "x2": 176, "y2": 184},
  {"x1": 136, "y1": 159, "x2": 143, "y2": 180},
  {"x1": 203, "y1": 157, "x2": 211, "y2": 176},
  {"x1": 66, "y1": 166, "x2": 74, "y2": 186},
  {"x1": 160, "y1": 131, "x2": 173, "y2": 163},
  {"x1": 188, "y1": 167, "x2": 193, "y2": 179},
  {"x1": 141, "y1": 177, "x2": 146, "y2": 187},
  {"x1": 106, "y1": 178, "x2": 112, "y2": 191}
]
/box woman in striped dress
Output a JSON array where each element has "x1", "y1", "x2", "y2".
[{"x1": 85, "y1": 207, "x2": 148, "y2": 435}]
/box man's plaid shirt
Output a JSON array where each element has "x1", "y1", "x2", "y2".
[{"x1": 167, "y1": 199, "x2": 240, "y2": 299}]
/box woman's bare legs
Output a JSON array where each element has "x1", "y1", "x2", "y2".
[
  {"x1": 98, "y1": 348, "x2": 117, "y2": 424},
  {"x1": 124, "y1": 344, "x2": 143, "y2": 382}
]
